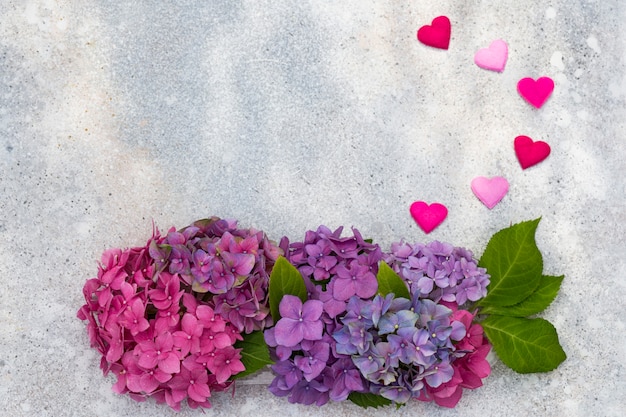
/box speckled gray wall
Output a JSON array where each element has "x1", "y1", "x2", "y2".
[{"x1": 0, "y1": 1, "x2": 624, "y2": 416}]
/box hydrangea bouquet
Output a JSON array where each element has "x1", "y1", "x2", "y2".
[{"x1": 78, "y1": 217, "x2": 566, "y2": 410}]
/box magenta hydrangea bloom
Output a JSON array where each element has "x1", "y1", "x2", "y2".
[{"x1": 77, "y1": 217, "x2": 281, "y2": 411}]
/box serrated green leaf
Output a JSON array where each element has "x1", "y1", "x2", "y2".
[
  {"x1": 348, "y1": 392, "x2": 392, "y2": 409},
  {"x1": 481, "y1": 275, "x2": 564, "y2": 317},
  {"x1": 376, "y1": 262, "x2": 411, "y2": 299},
  {"x1": 268, "y1": 256, "x2": 308, "y2": 322},
  {"x1": 232, "y1": 330, "x2": 273, "y2": 379},
  {"x1": 482, "y1": 315, "x2": 566, "y2": 373},
  {"x1": 478, "y1": 218, "x2": 543, "y2": 307}
]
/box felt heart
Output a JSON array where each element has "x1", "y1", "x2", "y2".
[
  {"x1": 474, "y1": 40, "x2": 508, "y2": 72},
  {"x1": 517, "y1": 77, "x2": 554, "y2": 108},
  {"x1": 410, "y1": 201, "x2": 448, "y2": 234},
  {"x1": 514, "y1": 135, "x2": 551, "y2": 169},
  {"x1": 471, "y1": 176, "x2": 509, "y2": 209},
  {"x1": 417, "y1": 16, "x2": 451, "y2": 50}
]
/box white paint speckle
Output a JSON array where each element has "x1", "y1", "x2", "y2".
[
  {"x1": 56, "y1": 17, "x2": 68, "y2": 31},
  {"x1": 555, "y1": 72, "x2": 569, "y2": 88},
  {"x1": 555, "y1": 110, "x2": 572, "y2": 127},
  {"x1": 587, "y1": 316, "x2": 603, "y2": 329},
  {"x1": 574, "y1": 68, "x2": 584, "y2": 78},
  {"x1": 550, "y1": 51, "x2": 565, "y2": 70},
  {"x1": 609, "y1": 75, "x2": 626, "y2": 98},
  {"x1": 546, "y1": 7, "x2": 557, "y2": 19},
  {"x1": 74, "y1": 221, "x2": 90, "y2": 237},
  {"x1": 559, "y1": 140, "x2": 572, "y2": 152},
  {"x1": 587, "y1": 35, "x2": 601, "y2": 53},
  {"x1": 24, "y1": 3, "x2": 39, "y2": 25},
  {"x1": 577, "y1": 110, "x2": 590, "y2": 121}
]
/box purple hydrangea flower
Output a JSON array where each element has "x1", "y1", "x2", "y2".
[
  {"x1": 327, "y1": 358, "x2": 365, "y2": 401},
  {"x1": 379, "y1": 385, "x2": 411, "y2": 403},
  {"x1": 265, "y1": 226, "x2": 382, "y2": 405},
  {"x1": 274, "y1": 295, "x2": 324, "y2": 347},
  {"x1": 378, "y1": 309, "x2": 419, "y2": 335},
  {"x1": 385, "y1": 241, "x2": 490, "y2": 306},
  {"x1": 294, "y1": 341, "x2": 329, "y2": 381},
  {"x1": 264, "y1": 233, "x2": 493, "y2": 408},
  {"x1": 332, "y1": 261, "x2": 378, "y2": 301}
]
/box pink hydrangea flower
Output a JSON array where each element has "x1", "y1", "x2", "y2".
[{"x1": 77, "y1": 217, "x2": 277, "y2": 410}]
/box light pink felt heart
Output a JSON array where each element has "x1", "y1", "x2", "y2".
[
  {"x1": 417, "y1": 16, "x2": 451, "y2": 50},
  {"x1": 474, "y1": 40, "x2": 508, "y2": 72},
  {"x1": 514, "y1": 135, "x2": 551, "y2": 169},
  {"x1": 409, "y1": 201, "x2": 448, "y2": 234},
  {"x1": 471, "y1": 176, "x2": 509, "y2": 209},
  {"x1": 517, "y1": 77, "x2": 554, "y2": 108}
]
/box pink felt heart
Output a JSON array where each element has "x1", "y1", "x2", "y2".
[
  {"x1": 417, "y1": 16, "x2": 451, "y2": 50},
  {"x1": 410, "y1": 201, "x2": 448, "y2": 234},
  {"x1": 517, "y1": 77, "x2": 554, "y2": 108},
  {"x1": 514, "y1": 135, "x2": 551, "y2": 169},
  {"x1": 474, "y1": 40, "x2": 508, "y2": 72},
  {"x1": 471, "y1": 176, "x2": 509, "y2": 209}
]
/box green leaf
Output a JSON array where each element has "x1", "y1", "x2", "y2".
[
  {"x1": 478, "y1": 218, "x2": 543, "y2": 307},
  {"x1": 482, "y1": 315, "x2": 566, "y2": 373},
  {"x1": 376, "y1": 262, "x2": 411, "y2": 299},
  {"x1": 268, "y1": 256, "x2": 308, "y2": 322},
  {"x1": 481, "y1": 275, "x2": 564, "y2": 317},
  {"x1": 232, "y1": 330, "x2": 273, "y2": 379},
  {"x1": 348, "y1": 392, "x2": 392, "y2": 409}
]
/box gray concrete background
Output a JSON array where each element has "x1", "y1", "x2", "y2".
[{"x1": 1, "y1": 1, "x2": 624, "y2": 416}]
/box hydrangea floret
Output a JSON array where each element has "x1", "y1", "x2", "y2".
[{"x1": 77, "y1": 217, "x2": 281, "y2": 410}]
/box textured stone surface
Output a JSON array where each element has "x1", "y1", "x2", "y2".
[{"x1": 1, "y1": 1, "x2": 625, "y2": 416}]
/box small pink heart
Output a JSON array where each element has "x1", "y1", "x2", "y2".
[
  {"x1": 410, "y1": 201, "x2": 448, "y2": 234},
  {"x1": 514, "y1": 135, "x2": 551, "y2": 169},
  {"x1": 471, "y1": 176, "x2": 509, "y2": 209},
  {"x1": 517, "y1": 77, "x2": 554, "y2": 108},
  {"x1": 417, "y1": 16, "x2": 451, "y2": 50},
  {"x1": 474, "y1": 39, "x2": 508, "y2": 72}
]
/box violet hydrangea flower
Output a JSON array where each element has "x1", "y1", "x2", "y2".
[
  {"x1": 330, "y1": 293, "x2": 490, "y2": 406},
  {"x1": 385, "y1": 240, "x2": 490, "y2": 306},
  {"x1": 274, "y1": 295, "x2": 324, "y2": 347},
  {"x1": 266, "y1": 229, "x2": 493, "y2": 408},
  {"x1": 265, "y1": 226, "x2": 381, "y2": 406}
]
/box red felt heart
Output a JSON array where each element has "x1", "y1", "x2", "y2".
[
  {"x1": 514, "y1": 136, "x2": 551, "y2": 169},
  {"x1": 409, "y1": 201, "x2": 448, "y2": 234},
  {"x1": 417, "y1": 16, "x2": 451, "y2": 50},
  {"x1": 517, "y1": 77, "x2": 554, "y2": 109}
]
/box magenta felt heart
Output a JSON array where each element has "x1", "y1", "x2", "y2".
[
  {"x1": 514, "y1": 136, "x2": 551, "y2": 169},
  {"x1": 517, "y1": 77, "x2": 554, "y2": 108},
  {"x1": 417, "y1": 16, "x2": 451, "y2": 50},
  {"x1": 471, "y1": 176, "x2": 509, "y2": 209},
  {"x1": 474, "y1": 39, "x2": 508, "y2": 72},
  {"x1": 410, "y1": 201, "x2": 448, "y2": 233}
]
